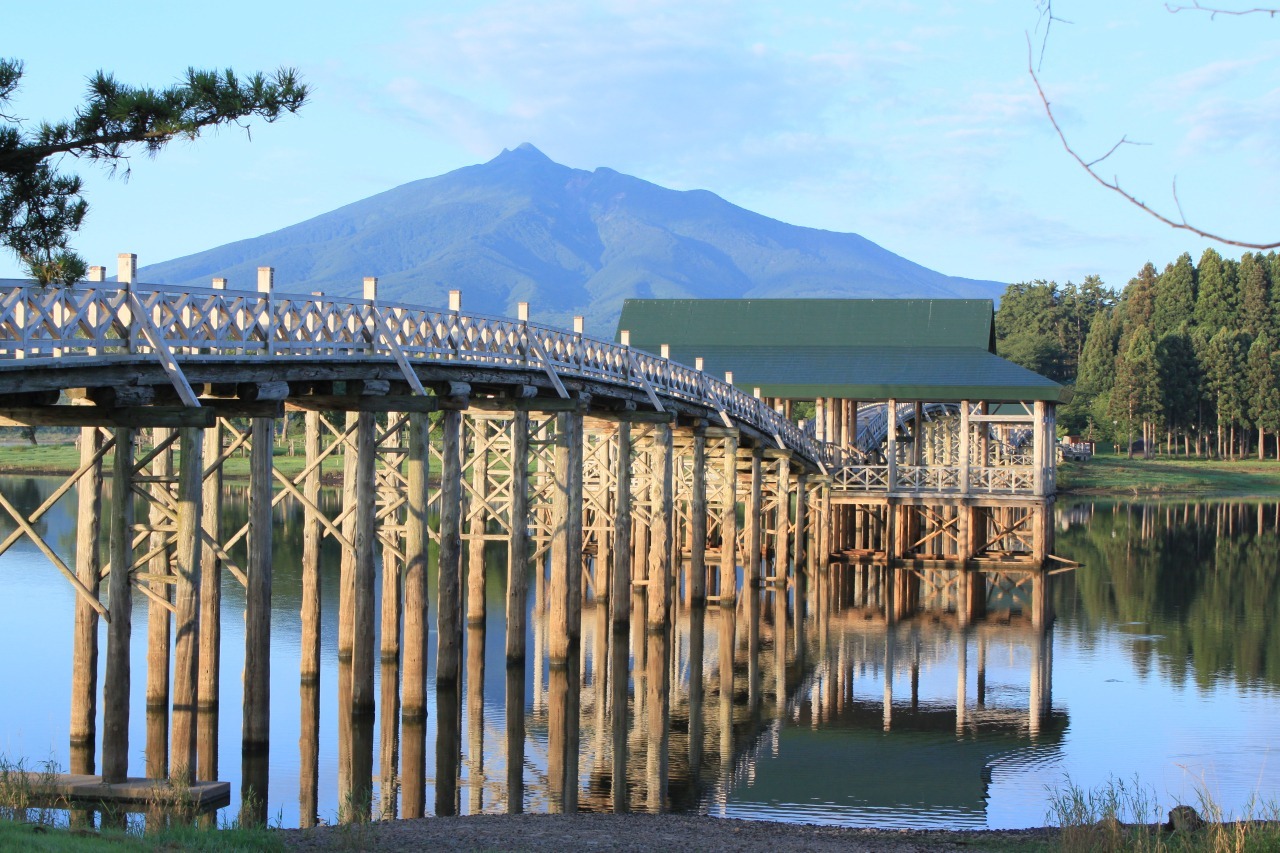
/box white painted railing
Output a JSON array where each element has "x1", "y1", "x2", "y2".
[{"x1": 0, "y1": 281, "x2": 842, "y2": 466}]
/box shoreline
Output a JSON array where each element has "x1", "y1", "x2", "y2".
[{"x1": 275, "y1": 813, "x2": 1058, "y2": 852}]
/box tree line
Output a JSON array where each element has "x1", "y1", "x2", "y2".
[{"x1": 995, "y1": 248, "x2": 1280, "y2": 459}]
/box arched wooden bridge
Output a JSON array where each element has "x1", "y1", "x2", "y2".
[{"x1": 0, "y1": 258, "x2": 1058, "y2": 822}]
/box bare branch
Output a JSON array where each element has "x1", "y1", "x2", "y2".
[
  {"x1": 1033, "y1": 1, "x2": 1073, "y2": 70},
  {"x1": 1027, "y1": 36, "x2": 1280, "y2": 250},
  {"x1": 1166, "y1": 2, "x2": 1280, "y2": 18}
]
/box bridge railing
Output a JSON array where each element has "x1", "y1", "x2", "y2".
[{"x1": 0, "y1": 281, "x2": 828, "y2": 464}]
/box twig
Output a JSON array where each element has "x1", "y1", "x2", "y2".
[
  {"x1": 1166, "y1": 2, "x2": 1280, "y2": 17},
  {"x1": 1027, "y1": 35, "x2": 1280, "y2": 250}
]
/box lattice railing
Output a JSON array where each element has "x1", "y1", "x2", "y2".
[
  {"x1": 894, "y1": 464, "x2": 962, "y2": 492},
  {"x1": 0, "y1": 281, "x2": 826, "y2": 465}
]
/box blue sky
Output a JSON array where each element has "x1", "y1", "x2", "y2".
[{"x1": 3, "y1": 1, "x2": 1278, "y2": 294}]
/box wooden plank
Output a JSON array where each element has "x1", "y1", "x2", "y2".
[
  {"x1": 13, "y1": 773, "x2": 229, "y2": 811},
  {"x1": 286, "y1": 394, "x2": 439, "y2": 413},
  {"x1": 0, "y1": 406, "x2": 215, "y2": 428}
]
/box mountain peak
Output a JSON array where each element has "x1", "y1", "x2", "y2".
[{"x1": 492, "y1": 142, "x2": 553, "y2": 164}]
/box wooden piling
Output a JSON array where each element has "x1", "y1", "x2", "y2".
[
  {"x1": 404, "y1": 412, "x2": 431, "y2": 718},
  {"x1": 467, "y1": 422, "x2": 488, "y2": 625},
  {"x1": 505, "y1": 664, "x2": 526, "y2": 813},
  {"x1": 647, "y1": 423, "x2": 673, "y2": 630},
  {"x1": 301, "y1": 412, "x2": 322, "y2": 681},
  {"x1": 70, "y1": 427, "x2": 102, "y2": 769},
  {"x1": 170, "y1": 427, "x2": 203, "y2": 782},
  {"x1": 102, "y1": 427, "x2": 134, "y2": 784},
  {"x1": 352, "y1": 412, "x2": 376, "y2": 713},
  {"x1": 549, "y1": 412, "x2": 583, "y2": 664},
  {"x1": 466, "y1": 624, "x2": 486, "y2": 813},
  {"x1": 774, "y1": 455, "x2": 791, "y2": 581},
  {"x1": 242, "y1": 418, "x2": 274, "y2": 777},
  {"x1": 719, "y1": 432, "x2": 739, "y2": 605},
  {"x1": 611, "y1": 421, "x2": 632, "y2": 627},
  {"x1": 197, "y1": 420, "x2": 222, "y2": 783},
  {"x1": 746, "y1": 448, "x2": 762, "y2": 589},
  {"x1": 507, "y1": 410, "x2": 530, "y2": 663},
  {"x1": 437, "y1": 409, "x2": 464, "y2": 685},
  {"x1": 146, "y1": 427, "x2": 173, "y2": 779},
  {"x1": 689, "y1": 428, "x2": 707, "y2": 606}
]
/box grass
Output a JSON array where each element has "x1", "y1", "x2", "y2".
[
  {"x1": 1058, "y1": 454, "x2": 1280, "y2": 497},
  {"x1": 0, "y1": 755, "x2": 284, "y2": 851},
  {"x1": 1047, "y1": 775, "x2": 1280, "y2": 852},
  {"x1": 0, "y1": 441, "x2": 348, "y2": 481}
]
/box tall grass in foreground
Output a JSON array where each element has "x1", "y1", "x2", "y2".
[{"x1": 1048, "y1": 776, "x2": 1280, "y2": 852}]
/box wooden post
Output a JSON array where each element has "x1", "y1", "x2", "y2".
[
  {"x1": 70, "y1": 427, "x2": 102, "y2": 771},
  {"x1": 647, "y1": 423, "x2": 673, "y2": 629},
  {"x1": 242, "y1": 417, "x2": 274, "y2": 801},
  {"x1": 611, "y1": 420, "x2": 632, "y2": 627},
  {"x1": 146, "y1": 428, "x2": 173, "y2": 779},
  {"x1": 466, "y1": 624, "x2": 485, "y2": 815},
  {"x1": 197, "y1": 420, "x2": 222, "y2": 782},
  {"x1": 468, "y1": 420, "x2": 488, "y2": 625},
  {"x1": 1034, "y1": 400, "x2": 1049, "y2": 497},
  {"x1": 170, "y1": 427, "x2": 203, "y2": 782},
  {"x1": 886, "y1": 399, "x2": 898, "y2": 490},
  {"x1": 352, "y1": 412, "x2": 377, "y2": 713},
  {"x1": 437, "y1": 409, "x2": 464, "y2": 685},
  {"x1": 746, "y1": 447, "x2": 762, "y2": 589},
  {"x1": 402, "y1": 412, "x2": 431, "y2": 817},
  {"x1": 550, "y1": 411, "x2": 584, "y2": 664},
  {"x1": 102, "y1": 427, "x2": 134, "y2": 783},
  {"x1": 794, "y1": 473, "x2": 808, "y2": 582},
  {"x1": 507, "y1": 410, "x2": 531, "y2": 663},
  {"x1": 720, "y1": 433, "x2": 739, "y2": 603},
  {"x1": 774, "y1": 455, "x2": 791, "y2": 581},
  {"x1": 689, "y1": 427, "x2": 707, "y2": 605},
  {"x1": 301, "y1": 413, "x2": 322, "y2": 682},
  {"x1": 913, "y1": 401, "x2": 924, "y2": 466}
]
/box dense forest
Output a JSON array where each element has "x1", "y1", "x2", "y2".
[{"x1": 994, "y1": 249, "x2": 1280, "y2": 459}]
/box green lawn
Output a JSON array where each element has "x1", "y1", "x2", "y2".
[
  {"x1": 0, "y1": 443, "x2": 347, "y2": 481},
  {"x1": 0, "y1": 819, "x2": 283, "y2": 851},
  {"x1": 1059, "y1": 454, "x2": 1280, "y2": 496}
]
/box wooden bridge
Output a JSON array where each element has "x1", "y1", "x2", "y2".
[{"x1": 0, "y1": 257, "x2": 1059, "y2": 821}]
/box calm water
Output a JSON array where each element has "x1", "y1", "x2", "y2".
[{"x1": 0, "y1": 476, "x2": 1277, "y2": 829}]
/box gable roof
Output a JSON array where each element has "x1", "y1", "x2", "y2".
[
  {"x1": 617, "y1": 298, "x2": 1064, "y2": 402},
  {"x1": 618, "y1": 298, "x2": 997, "y2": 351}
]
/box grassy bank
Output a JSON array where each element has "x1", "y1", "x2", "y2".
[
  {"x1": 0, "y1": 819, "x2": 283, "y2": 852},
  {"x1": 0, "y1": 442, "x2": 346, "y2": 481},
  {"x1": 1059, "y1": 455, "x2": 1280, "y2": 496}
]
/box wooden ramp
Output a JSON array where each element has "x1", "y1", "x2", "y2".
[{"x1": 17, "y1": 773, "x2": 230, "y2": 812}]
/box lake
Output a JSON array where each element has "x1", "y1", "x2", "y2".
[{"x1": 0, "y1": 475, "x2": 1276, "y2": 829}]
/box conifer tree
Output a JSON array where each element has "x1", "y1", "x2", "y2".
[
  {"x1": 1121, "y1": 262, "x2": 1158, "y2": 336},
  {"x1": 1239, "y1": 252, "x2": 1272, "y2": 337},
  {"x1": 1157, "y1": 331, "x2": 1201, "y2": 455},
  {"x1": 1195, "y1": 248, "x2": 1240, "y2": 332},
  {"x1": 1109, "y1": 326, "x2": 1161, "y2": 457},
  {"x1": 0, "y1": 58, "x2": 307, "y2": 282},
  {"x1": 1153, "y1": 252, "x2": 1197, "y2": 336},
  {"x1": 1246, "y1": 332, "x2": 1280, "y2": 458},
  {"x1": 1204, "y1": 327, "x2": 1251, "y2": 458}
]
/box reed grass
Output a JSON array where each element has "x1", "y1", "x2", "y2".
[{"x1": 1047, "y1": 775, "x2": 1280, "y2": 852}]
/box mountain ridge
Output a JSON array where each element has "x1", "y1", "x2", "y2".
[{"x1": 141, "y1": 144, "x2": 1005, "y2": 333}]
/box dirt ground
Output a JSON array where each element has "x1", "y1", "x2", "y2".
[{"x1": 278, "y1": 813, "x2": 1057, "y2": 852}]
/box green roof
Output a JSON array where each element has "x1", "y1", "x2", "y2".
[
  {"x1": 617, "y1": 298, "x2": 997, "y2": 350},
  {"x1": 616, "y1": 299, "x2": 1064, "y2": 402}
]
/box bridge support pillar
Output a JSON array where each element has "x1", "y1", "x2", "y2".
[
  {"x1": 646, "y1": 423, "x2": 673, "y2": 630},
  {"x1": 170, "y1": 426, "x2": 203, "y2": 783},
  {"x1": 197, "y1": 421, "x2": 222, "y2": 785},
  {"x1": 689, "y1": 426, "x2": 707, "y2": 606},
  {"x1": 102, "y1": 426, "x2": 135, "y2": 784},
  {"x1": 611, "y1": 420, "x2": 632, "y2": 627},
  {"x1": 549, "y1": 411, "x2": 583, "y2": 665},
  {"x1": 744, "y1": 447, "x2": 763, "y2": 589},
  {"x1": 718, "y1": 431, "x2": 739, "y2": 606},
  {"x1": 507, "y1": 410, "x2": 531, "y2": 663},
  {"x1": 70, "y1": 427, "x2": 103, "y2": 778},
  {"x1": 437, "y1": 408, "x2": 464, "y2": 685}
]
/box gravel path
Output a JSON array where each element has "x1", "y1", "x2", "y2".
[{"x1": 278, "y1": 813, "x2": 1057, "y2": 852}]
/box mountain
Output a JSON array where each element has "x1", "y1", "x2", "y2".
[{"x1": 141, "y1": 143, "x2": 1005, "y2": 333}]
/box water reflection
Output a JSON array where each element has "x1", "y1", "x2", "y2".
[{"x1": 1, "y1": 476, "x2": 1279, "y2": 829}]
